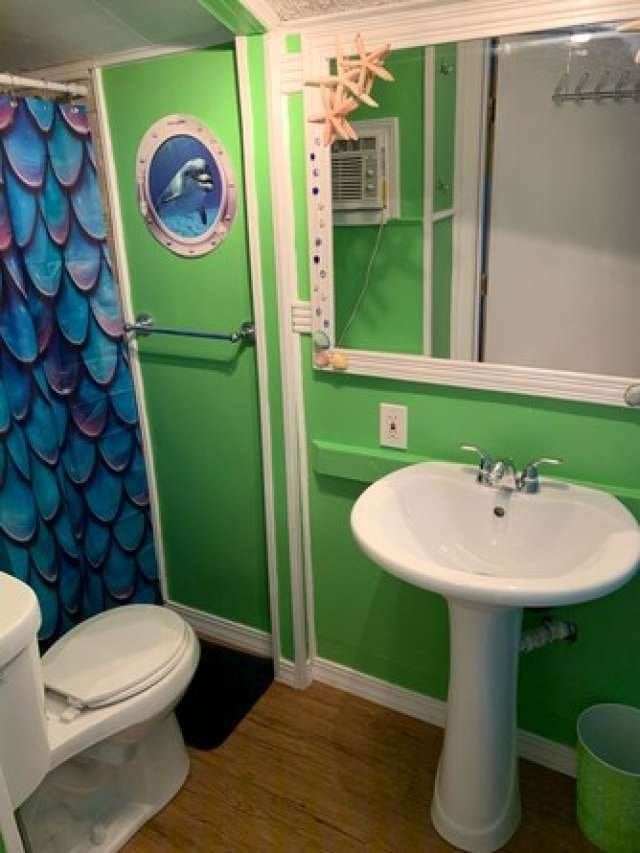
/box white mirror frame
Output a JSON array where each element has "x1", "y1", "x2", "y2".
[{"x1": 294, "y1": 0, "x2": 640, "y2": 407}]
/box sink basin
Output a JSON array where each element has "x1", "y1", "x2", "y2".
[
  {"x1": 352, "y1": 461, "x2": 640, "y2": 608},
  {"x1": 351, "y1": 461, "x2": 640, "y2": 853}
]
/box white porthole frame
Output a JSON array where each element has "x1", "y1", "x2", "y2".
[{"x1": 136, "y1": 114, "x2": 237, "y2": 258}]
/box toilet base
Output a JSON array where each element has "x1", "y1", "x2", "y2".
[{"x1": 19, "y1": 713, "x2": 189, "y2": 853}]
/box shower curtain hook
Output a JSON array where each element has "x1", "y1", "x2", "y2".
[
  {"x1": 575, "y1": 71, "x2": 590, "y2": 97},
  {"x1": 553, "y1": 72, "x2": 569, "y2": 103},
  {"x1": 595, "y1": 69, "x2": 610, "y2": 100},
  {"x1": 615, "y1": 70, "x2": 631, "y2": 99},
  {"x1": 70, "y1": 87, "x2": 83, "y2": 112}
]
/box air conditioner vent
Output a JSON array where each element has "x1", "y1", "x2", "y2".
[{"x1": 330, "y1": 120, "x2": 399, "y2": 226}]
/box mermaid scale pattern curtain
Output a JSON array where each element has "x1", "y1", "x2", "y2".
[{"x1": 0, "y1": 95, "x2": 160, "y2": 644}]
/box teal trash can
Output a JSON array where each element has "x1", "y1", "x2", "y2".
[{"x1": 577, "y1": 704, "x2": 640, "y2": 852}]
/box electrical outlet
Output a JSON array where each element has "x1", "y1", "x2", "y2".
[{"x1": 379, "y1": 403, "x2": 408, "y2": 449}]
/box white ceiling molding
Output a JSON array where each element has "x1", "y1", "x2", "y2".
[
  {"x1": 283, "y1": 0, "x2": 640, "y2": 33},
  {"x1": 242, "y1": 0, "x2": 283, "y2": 28},
  {"x1": 268, "y1": 0, "x2": 398, "y2": 21}
]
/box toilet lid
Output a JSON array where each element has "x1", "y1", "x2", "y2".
[{"x1": 43, "y1": 605, "x2": 189, "y2": 709}]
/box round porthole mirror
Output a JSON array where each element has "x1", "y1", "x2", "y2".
[{"x1": 136, "y1": 115, "x2": 237, "y2": 257}]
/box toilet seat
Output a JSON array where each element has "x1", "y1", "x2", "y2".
[{"x1": 43, "y1": 606, "x2": 190, "y2": 712}]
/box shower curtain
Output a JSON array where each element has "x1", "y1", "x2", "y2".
[{"x1": 0, "y1": 95, "x2": 160, "y2": 645}]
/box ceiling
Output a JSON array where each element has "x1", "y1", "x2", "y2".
[
  {"x1": 267, "y1": 0, "x2": 397, "y2": 20},
  {"x1": 0, "y1": 0, "x2": 231, "y2": 73}
]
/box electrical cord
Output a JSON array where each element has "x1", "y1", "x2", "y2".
[{"x1": 337, "y1": 179, "x2": 388, "y2": 347}]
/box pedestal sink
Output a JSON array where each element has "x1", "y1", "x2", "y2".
[{"x1": 351, "y1": 462, "x2": 640, "y2": 853}]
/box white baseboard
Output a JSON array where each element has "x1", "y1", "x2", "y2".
[
  {"x1": 275, "y1": 658, "x2": 298, "y2": 687},
  {"x1": 165, "y1": 604, "x2": 576, "y2": 778},
  {"x1": 167, "y1": 600, "x2": 273, "y2": 658},
  {"x1": 312, "y1": 657, "x2": 577, "y2": 779},
  {"x1": 167, "y1": 601, "x2": 309, "y2": 688}
]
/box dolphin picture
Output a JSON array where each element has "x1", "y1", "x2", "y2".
[{"x1": 157, "y1": 157, "x2": 215, "y2": 226}]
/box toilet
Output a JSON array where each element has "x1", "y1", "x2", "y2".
[{"x1": 0, "y1": 571, "x2": 200, "y2": 853}]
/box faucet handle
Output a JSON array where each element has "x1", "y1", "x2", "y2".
[
  {"x1": 460, "y1": 444, "x2": 494, "y2": 483},
  {"x1": 522, "y1": 457, "x2": 563, "y2": 474},
  {"x1": 460, "y1": 444, "x2": 493, "y2": 466},
  {"x1": 519, "y1": 457, "x2": 563, "y2": 493}
]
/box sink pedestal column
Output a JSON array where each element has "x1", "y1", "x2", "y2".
[{"x1": 431, "y1": 601, "x2": 523, "y2": 853}]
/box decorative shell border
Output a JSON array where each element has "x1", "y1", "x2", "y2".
[{"x1": 304, "y1": 34, "x2": 395, "y2": 370}]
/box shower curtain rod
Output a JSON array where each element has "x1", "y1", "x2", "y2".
[{"x1": 0, "y1": 73, "x2": 88, "y2": 98}]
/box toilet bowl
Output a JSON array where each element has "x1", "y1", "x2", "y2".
[{"x1": 0, "y1": 571, "x2": 199, "y2": 852}]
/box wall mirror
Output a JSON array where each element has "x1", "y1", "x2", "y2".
[
  {"x1": 136, "y1": 114, "x2": 236, "y2": 257},
  {"x1": 305, "y1": 16, "x2": 640, "y2": 405}
]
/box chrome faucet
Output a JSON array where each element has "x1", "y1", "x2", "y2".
[{"x1": 460, "y1": 445, "x2": 562, "y2": 494}]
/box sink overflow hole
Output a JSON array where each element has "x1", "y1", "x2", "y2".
[{"x1": 494, "y1": 506, "x2": 505, "y2": 518}]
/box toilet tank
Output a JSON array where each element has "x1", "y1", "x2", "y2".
[{"x1": 0, "y1": 573, "x2": 50, "y2": 807}]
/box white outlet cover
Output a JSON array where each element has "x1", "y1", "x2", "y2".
[{"x1": 379, "y1": 403, "x2": 408, "y2": 450}]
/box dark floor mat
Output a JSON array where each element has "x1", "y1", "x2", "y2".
[{"x1": 176, "y1": 639, "x2": 274, "y2": 750}]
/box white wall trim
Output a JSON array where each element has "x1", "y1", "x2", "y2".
[
  {"x1": 92, "y1": 68, "x2": 169, "y2": 602},
  {"x1": 292, "y1": 300, "x2": 312, "y2": 333},
  {"x1": 297, "y1": 0, "x2": 640, "y2": 407},
  {"x1": 318, "y1": 348, "x2": 639, "y2": 407},
  {"x1": 422, "y1": 47, "x2": 434, "y2": 356},
  {"x1": 168, "y1": 600, "x2": 273, "y2": 657},
  {"x1": 280, "y1": 51, "x2": 304, "y2": 93},
  {"x1": 265, "y1": 32, "x2": 317, "y2": 683},
  {"x1": 275, "y1": 658, "x2": 299, "y2": 687},
  {"x1": 450, "y1": 39, "x2": 487, "y2": 361},
  {"x1": 236, "y1": 35, "x2": 283, "y2": 677},
  {"x1": 312, "y1": 657, "x2": 577, "y2": 778}
]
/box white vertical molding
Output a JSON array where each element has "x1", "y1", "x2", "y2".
[
  {"x1": 265, "y1": 32, "x2": 315, "y2": 685},
  {"x1": 422, "y1": 47, "x2": 435, "y2": 356},
  {"x1": 235, "y1": 36, "x2": 282, "y2": 675},
  {"x1": 304, "y1": 45, "x2": 336, "y2": 348},
  {"x1": 91, "y1": 68, "x2": 169, "y2": 602},
  {"x1": 450, "y1": 40, "x2": 487, "y2": 361},
  {"x1": 0, "y1": 770, "x2": 24, "y2": 853}
]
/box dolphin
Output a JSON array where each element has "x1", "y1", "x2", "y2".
[{"x1": 157, "y1": 157, "x2": 214, "y2": 225}]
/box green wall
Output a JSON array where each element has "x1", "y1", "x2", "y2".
[
  {"x1": 334, "y1": 48, "x2": 424, "y2": 353},
  {"x1": 279, "y1": 38, "x2": 640, "y2": 748},
  {"x1": 332, "y1": 46, "x2": 458, "y2": 358},
  {"x1": 102, "y1": 48, "x2": 272, "y2": 634}
]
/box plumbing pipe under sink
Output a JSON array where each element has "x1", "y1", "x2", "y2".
[{"x1": 520, "y1": 618, "x2": 577, "y2": 654}]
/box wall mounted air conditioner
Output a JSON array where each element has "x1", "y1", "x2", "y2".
[{"x1": 331, "y1": 117, "x2": 400, "y2": 226}]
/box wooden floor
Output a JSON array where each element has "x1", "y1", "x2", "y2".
[{"x1": 124, "y1": 682, "x2": 596, "y2": 852}]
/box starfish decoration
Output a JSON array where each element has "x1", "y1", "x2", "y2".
[
  {"x1": 305, "y1": 32, "x2": 395, "y2": 145},
  {"x1": 308, "y1": 82, "x2": 359, "y2": 146},
  {"x1": 340, "y1": 34, "x2": 394, "y2": 98}
]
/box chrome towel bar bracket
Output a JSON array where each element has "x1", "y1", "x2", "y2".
[{"x1": 123, "y1": 314, "x2": 255, "y2": 344}]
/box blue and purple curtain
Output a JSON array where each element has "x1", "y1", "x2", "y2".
[{"x1": 0, "y1": 95, "x2": 160, "y2": 645}]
